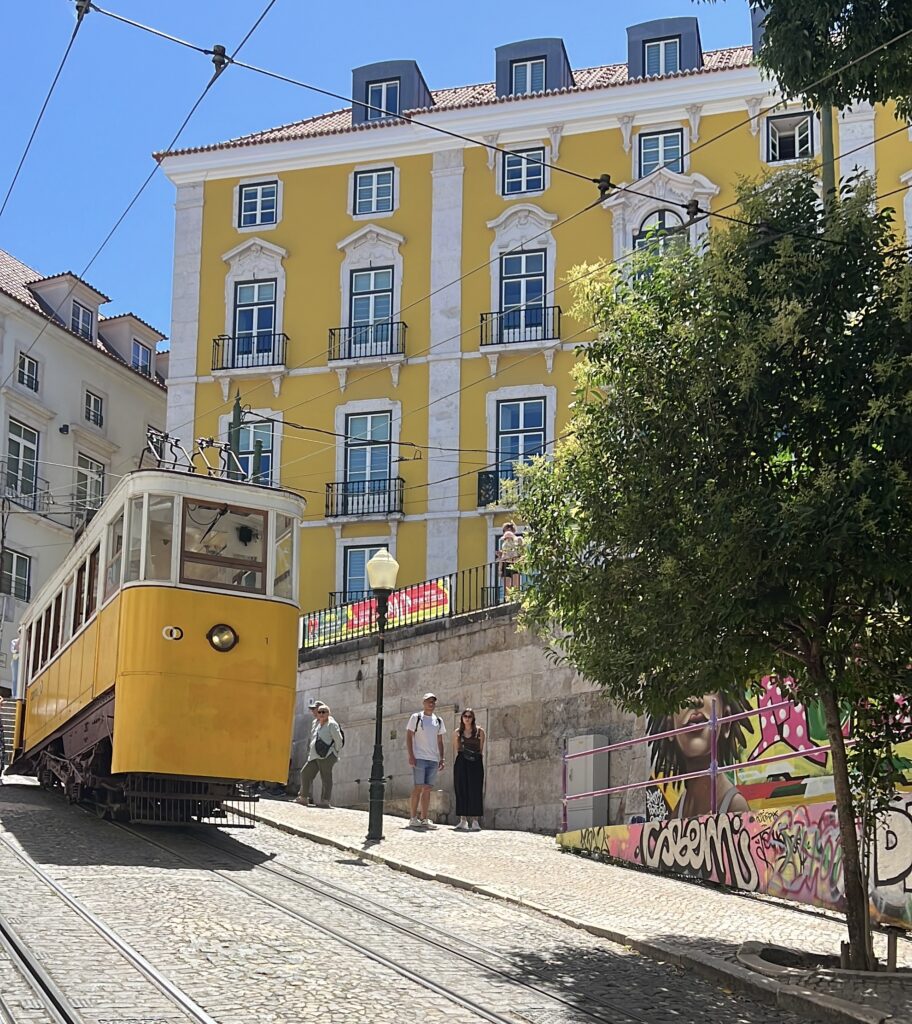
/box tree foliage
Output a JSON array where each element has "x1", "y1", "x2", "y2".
[
  {"x1": 518, "y1": 171, "x2": 912, "y2": 966},
  {"x1": 704, "y1": 0, "x2": 912, "y2": 119}
]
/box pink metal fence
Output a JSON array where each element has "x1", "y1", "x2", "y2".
[{"x1": 561, "y1": 699, "x2": 852, "y2": 831}]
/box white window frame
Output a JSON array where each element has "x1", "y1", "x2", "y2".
[
  {"x1": 511, "y1": 58, "x2": 546, "y2": 95},
  {"x1": 84, "y1": 389, "x2": 104, "y2": 428},
  {"x1": 233, "y1": 176, "x2": 283, "y2": 233},
  {"x1": 337, "y1": 226, "x2": 404, "y2": 342},
  {"x1": 341, "y1": 544, "x2": 384, "y2": 602},
  {"x1": 6, "y1": 418, "x2": 40, "y2": 498},
  {"x1": 71, "y1": 300, "x2": 93, "y2": 340},
  {"x1": 221, "y1": 237, "x2": 288, "y2": 341},
  {"x1": 237, "y1": 419, "x2": 275, "y2": 486},
  {"x1": 501, "y1": 147, "x2": 546, "y2": 197},
  {"x1": 485, "y1": 384, "x2": 556, "y2": 518},
  {"x1": 218, "y1": 407, "x2": 283, "y2": 487},
  {"x1": 1, "y1": 549, "x2": 31, "y2": 602},
  {"x1": 132, "y1": 339, "x2": 153, "y2": 377},
  {"x1": 334, "y1": 398, "x2": 401, "y2": 488},
  {"x1": 351, "y1": 166, "x2": 397, "y2": 217},
  {"x1": 486, "y1": 205, "x2": 558, "y2": 322},
  {"x1": 75, "y1": 452, "x2": 105, "y2": 516},
  {"x1": 16, "y1": 353, "x2": 39, "y2": 392},
  {"x1": 638, "y1": 129, "x2": 684, "y2": 178},
  {"x1": 366, "y1": 79, "x2": 400, "y2": 120},
  {"x1": 237, "y1": 180, "x2": 279, "y2": 229},
  {"x1": 644, "y1": 37, "x2": 680, "y2": 77},
  {"x1": 766, "y1": 111, "x2": 815, "y2": 164},
  {"x1": 334, "y1": 533, "x2": 393, "y2": 599}
]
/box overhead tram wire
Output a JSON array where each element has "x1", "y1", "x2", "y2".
[
  {"x1": 0, "y1": 0, "x2": 278, "y2": 396},
  {"x1": 0, "y1": 1, "x2": 90, "y2": 222}
]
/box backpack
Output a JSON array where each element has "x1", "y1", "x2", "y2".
[{"x1": 414, "y1": 712, "x2": 440, "y2": 731}]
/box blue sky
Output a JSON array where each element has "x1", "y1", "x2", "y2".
[{"x1": 0, "y1": 1, "x2": 750, "y2": 343}]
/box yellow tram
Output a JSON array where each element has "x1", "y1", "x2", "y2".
[{"x1": 8, "y1": 451, "x2": 306, "y2": 824}]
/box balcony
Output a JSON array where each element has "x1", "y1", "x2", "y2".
[
  {"x1": 325, "y1": 477, "x2": 404, "y2": 518},
  {"x1": 211, "y1": 332, "x2": 288, "y2": 371},
  {"x1": 477, "y1": 466, "x2": 526, "y2": 507},
  {"x1": 480, "y1": 305, "x2": 561, "y2": 347},
  {"x1": 328, "y1": 322, "x2": 407, "y2": 362},
  {"x1": 1, "y1": 459, "x2": 77, "y2": 528}
]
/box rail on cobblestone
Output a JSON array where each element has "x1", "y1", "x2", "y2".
[
  {"x1": 562, "y1": 699, "x2": 854, "y2": 832},
  {"x1": 299, "y1": 561, "x2": 516, "y2": 651}
]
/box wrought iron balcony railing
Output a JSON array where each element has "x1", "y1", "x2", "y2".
[
  {"x1": 325, "y1": 477, "x2": 404, "y2": 518},
  {"x1": 0, "y1": 459, "x2": 82, "y2": 528},
  {"x1": 480, "y1": 304, "x2": 561, "y2": 347},
  {"x1": 328, "y1": 322, "x2": 406, "y2": 361},
  {"x1": 477, "y1": 464, "x2": 533, "y2": 506},
  {"x1": 212, "y1": 332, "x2": 288, "y2": 371}
]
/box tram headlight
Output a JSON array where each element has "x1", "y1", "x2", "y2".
[{"x1": 207, "y1": 624, "x2": 238, "y2": 652}]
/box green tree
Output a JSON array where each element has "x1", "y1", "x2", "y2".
[
  {"x1": 518, "y1": 171, "x2": 912, "y2": 970},
  {"x1": 704, "y1": 1, "x2": 912, "y2": 200}
]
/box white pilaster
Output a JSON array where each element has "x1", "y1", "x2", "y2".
[
  {"x1": 425, "y1": 148, "x2": 464, "y2": 579},
  {"x1": 838, "y1": 103, "x2": 877, "y2": 184},
  {"x1": 165, "y1": 181, "x2": 204, "y2": 440}
]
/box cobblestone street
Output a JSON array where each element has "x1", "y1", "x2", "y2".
[{"x1": 0, "y1": 780, "x2": 807, "y2": 1024}]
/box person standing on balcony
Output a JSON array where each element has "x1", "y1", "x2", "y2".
[
  {"x1": 297, "y1": 703, "x2": 343, "y2": 808},
  {"x1": 498, "y1": 522, "x2": 523, "y2": 593},
  {"x1": 453, "y1": 708, "x2": 485, "y2": 830},
  {"x1": 406, "y1": 693, "x2": 446, "y2": 828}
]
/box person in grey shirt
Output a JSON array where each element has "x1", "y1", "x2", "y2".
[{"x1": 297, "y1": 703, "x2": 343, "y2": 808}]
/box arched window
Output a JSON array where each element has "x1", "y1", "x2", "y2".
[{"x1": 633, "y1": 209, "x2": 684, "y2": 251}]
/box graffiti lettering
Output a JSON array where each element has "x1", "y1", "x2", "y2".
[
  {"x1": 758, "y1": 805, "x2": 844, "y2": 905},
  {"x1": 640, "y1": 814, "x2": 759, "y2": 890},
  {"x1": 876, "y1": 795, "x2": 912, "y2": 893}
]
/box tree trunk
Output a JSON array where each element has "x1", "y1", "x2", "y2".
[{"x1": 820, "y1": 681, "x2": 874, "y2": 970}]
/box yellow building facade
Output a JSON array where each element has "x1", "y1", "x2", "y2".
[{"x1": 159, "y1": 14, "x2": 912, "y2": 616}]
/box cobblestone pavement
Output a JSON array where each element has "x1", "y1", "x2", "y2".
[
  {"x1": 0, "y1": 781, "x2": 803, "y2": 1024},
  {"x1": 249, "y1": 797, "x2": 912, "y2": 1020}
]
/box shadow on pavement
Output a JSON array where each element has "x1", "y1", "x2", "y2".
[{"x1": 0, "y1": 781, "x2": 272, "y2": 870}]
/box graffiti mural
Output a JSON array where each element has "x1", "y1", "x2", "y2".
[
  {"x1": 559, "y1": 798, "x2": 912, "y2": 929},
  {"x1": 645, "y1": 678, "x2": 912, "y2": 819}
]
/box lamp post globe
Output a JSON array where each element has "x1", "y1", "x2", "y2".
[{"x1": 366, "y1": 548, "x2": 399, "y2": 841}]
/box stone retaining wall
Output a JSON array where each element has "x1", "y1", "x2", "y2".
[{"x1": 293, "y1": 607, "x2": 644, "y2": 831}]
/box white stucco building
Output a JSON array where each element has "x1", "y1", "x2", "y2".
[{"x1": 0, "y1": 248, "x2": 167, "y2": 696}]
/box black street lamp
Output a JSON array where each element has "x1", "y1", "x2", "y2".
[{"x1": 366, "y1": 548, "x2": 400, "y2": 842}]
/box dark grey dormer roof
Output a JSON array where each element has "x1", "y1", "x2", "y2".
[
  {"x1": 494, "y1": 38, "x2": 574, "y2": 97},
  {"x1": 627, "y1": 18, "x2": 703, "y2": 78},
  {"x1": 351, "y1": 60, "x2": 433, "y2": 126}
]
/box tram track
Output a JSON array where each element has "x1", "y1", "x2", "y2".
[
  {"x1": 0, "y1": 906, "x2": 83, "y2": 1024},
  {"x1": 0, "y1": 832, "x2": 219, "y2": 1024},
  {"x1": 114, "y1": 822, "x2": 655, "y2": 1024}
]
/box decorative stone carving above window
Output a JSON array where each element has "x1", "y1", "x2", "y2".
[{"x1": 601, "y1": 165, "x2": 720, "y2": 261}]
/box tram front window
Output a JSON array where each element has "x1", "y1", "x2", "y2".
[{"x1": 181, "y1": 499, "x2": 266, "y2": 593}]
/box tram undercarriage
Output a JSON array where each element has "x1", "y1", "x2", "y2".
[{"x1": 8, "y1": 693, "x2": 257, "y2": 827}]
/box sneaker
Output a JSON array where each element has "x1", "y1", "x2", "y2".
[
  {"x1": 318, "y1": 801, "x2": 333, "y2": 808},
  {"x1": 471, "y1": 820, "x2": 481, "y2": 831},
  {"x1": 409, "y1": 817, "x2": 423, "y2": 827},
  {"x1": 455, "y1": 820, "x2": 469, "y2": 831},
  {"x1": 420, "y1": 819, "x2": 438, "y2": 829},
  {"x1": 295, "y1": 797, "x2": 308, "y2": 805}
]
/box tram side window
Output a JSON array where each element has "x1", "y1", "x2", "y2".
[
  {"x1": 48, "y1": 592, "x2": 63, "y2": 658},
  {"x1": 61, "y1": 580, "x2": 73, "y2": 644},
  {"x1": 28, "y1": 623, "x2": 39, "y2": 678},
  {"x1": 145, "y1": 495, "x2": 174, "y2": 581},
  {"x1": 40, "y1": 608, "x2": 51, "y2": 668},
  {"x1": 85, "y1": 546, "x2": 100, "y2": 620},
  {"x1": 125, "y1": 496, "x2": 143, "y2": 583},
  {"x1": 73, "y1": 562, "x2": 87, "y2": 632},
  {"x1": 181, "y1": 500, "x2": 266, "y2": 593},
  {"x1": 273, "y1": 513, "x2": 294, "y2": 600},
  {"x1": 104, "y1": 512, "x2": 125, "y2": 600}
]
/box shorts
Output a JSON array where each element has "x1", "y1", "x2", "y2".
[
  {"x1": 413, "y1": 759, "x2": 439, "y2": 786},
  {"x1": 501, "y1": 562, "x2": 516, "y2": 579}
]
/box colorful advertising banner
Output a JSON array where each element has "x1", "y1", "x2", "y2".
[{"x1": 301, "y1": 577, "x2": 451, "y2": 648}]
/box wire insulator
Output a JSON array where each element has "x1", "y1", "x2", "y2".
[
  {"x1": 685, "y1": 199, "x2": 701, "y2": 221},
  {"x1": 596, "y1": 173, "x2": 613, "y2": 200},
  {"x1": 75, "y1": 0, "x2": 91, "y2": 19},
  {"x1": 210, "y1": 44, "x2": 229, "y2": 74}
]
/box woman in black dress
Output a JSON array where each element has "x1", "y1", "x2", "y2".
[{"x1": 453, "y1": 708, "x2": 485, "y2": 831}]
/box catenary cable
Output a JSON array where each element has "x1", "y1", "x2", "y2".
[
  {"x1": 0, "y1": 1, "x2": 90, "y2": 221},
  {"x1": 0, "y1": 0, "x2": 278, "y2": 397}
]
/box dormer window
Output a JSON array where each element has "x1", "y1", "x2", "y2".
[
  {"x1": 132, "y1": 339, "x2": 152, "y2": 377},
  {"x1": 767, "y1": 112, "x2": 814, "y2": 162},
  {"x1": 366, "y1": 79, "x2": 400, "y2": 120},
  {"x1": 71, "y1": 300, "x2": 93, "y2": 340},
  {"x1": 511, "y1": 58, "x2": 546, "y2": 95},
  {"x1": 644, "y1": 38, "x2": 680, "y2": 76}
]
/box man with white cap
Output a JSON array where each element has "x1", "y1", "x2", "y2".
[{"x1": 406, "y1": 693, "x2": 446, "y2": 828}]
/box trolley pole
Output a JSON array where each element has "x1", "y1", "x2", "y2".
[
  {"x1": 366, "y1": 589, "x2": 391, "y2": 842},
  {"x1": 252, "y1": 439, "x2": 263, "y2": 484},
  {"x1": 228, "y1": 392, "x2": 242, "y2": 480}
]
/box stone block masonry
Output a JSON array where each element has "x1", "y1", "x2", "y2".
[{"x1": 295, "y1": 606, "x2": 636, "y2": 830}]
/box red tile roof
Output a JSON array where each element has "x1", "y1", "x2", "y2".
[
  {"x1": 0, "y1": 247, "x2": 166, "y2": 389},
  {"x1": 159, "y1": 47, "x2": 754, "y2": 160}
]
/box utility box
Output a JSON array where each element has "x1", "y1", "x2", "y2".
[{"x1": 566, "y1": 733, "x2": 610, "y2": 831}]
